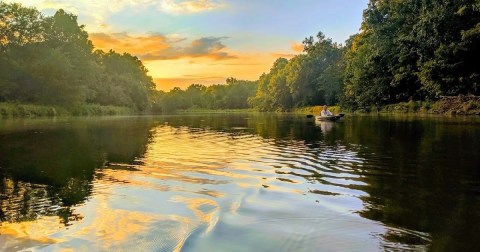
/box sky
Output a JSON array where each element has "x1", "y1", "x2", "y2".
[{"x1": 10, "y1": 0, "x2": 369, "y2": 90}]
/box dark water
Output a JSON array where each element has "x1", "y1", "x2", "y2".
[{"x1": 0, "y1": 114, "x2": 479, "y2": 251}]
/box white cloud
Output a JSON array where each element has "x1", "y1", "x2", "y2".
[
  {"x1": 160, "y1": 0, "x2": 223, "y2": 14},
  {"x1": 4, "y1": 0, "x2": 223, "y2": 31}
]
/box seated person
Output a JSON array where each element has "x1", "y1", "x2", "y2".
[{"x1": 321, "y1": 105, "x2": 333, "y2": 116}]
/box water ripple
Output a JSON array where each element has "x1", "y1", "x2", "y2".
[{"x1": 0, "y1": 121, "x2": 433, "y2": 251}]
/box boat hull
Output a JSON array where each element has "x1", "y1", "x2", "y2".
[{"x1": 316, "y1": 115, "x2": 342, "y2": 122}]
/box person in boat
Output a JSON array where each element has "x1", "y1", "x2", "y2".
[{"x1": 320, "y1": 105, "x2": 333, "y2": 117}]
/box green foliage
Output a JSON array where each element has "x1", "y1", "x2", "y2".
[
  {"x1": 0, "y1": 102, "x2": 133, "y2": 117},
  {"x1": 0, "y1": 2, "x2": 44, "y2": 50},
  {"x1": 0, "y1": 102, "x2": 62, "y2": 117},
  {"x1": 153, "y1": 79, "x2": 257, "y2": 113},
  {"x1": 67, "y1": 104, "x2": 133, "y2": 116},
  {"x1": 87, "y1": 50, "x2": 155, "y2": 111},
  {"x1": 0, "y1": 3, "x2": 155, "y2": 113},
  {"x1": 343, "y1": 0, "x2": 480, "y2": 109},
  {"x1": 249, "y1": 32, "x2": 344, "y2": 111}
]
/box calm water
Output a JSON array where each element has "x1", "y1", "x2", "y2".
[{"x1": 0, "y1": 114, "x2": 479, "y2": 251}]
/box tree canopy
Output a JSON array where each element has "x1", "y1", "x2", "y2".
[
  {"x1": 0, "y1": 3, "x2": 155, "y2": 111},
  {"x1": 343, "y1": 0, "x2": 480, "y2": 109},
  {"x1": 248, "y1": 32, "x2": 344, "y2": 111}
]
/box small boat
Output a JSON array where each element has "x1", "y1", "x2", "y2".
[{"x1": 315, "y1": 114, "x2": 345, "y2": 122}]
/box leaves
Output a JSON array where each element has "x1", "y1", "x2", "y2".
[
  {"x1": 343, "y1": 0, "x2": 480, "y2": 108},
  {"x1": 0, "y1": 3, "x2": 155, "y2": 111}
]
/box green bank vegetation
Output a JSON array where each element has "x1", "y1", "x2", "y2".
[
  {"x1": 0, "y1": 103, "x2": 134, "y2": 117},
  {"x1": 1, "y1": 1, "x2": 480, "y2": 117},
  {"x1": 299, "y1": 96, "x2": 480, "y2": 116}
]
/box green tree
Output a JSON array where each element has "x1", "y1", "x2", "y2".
[
  {"x1": 185, "y1": 84, "x2": 207, "y2": 108},
  {"x1": 343, "y1": 0, "x2": 480, "y2": 108},
  {"x1": 92, "y1": 50, "x2": 155, "y2": 111},
  {"x1": 0, "y1": 2, "x2": 44, "y2": 101},
  {"x1": 250, "y1": 32, "x2": 344, "y2": 111},
  {"x1": 302, "y1": 32, "x2": 344, "y2": 105},
  {"x1": 415, "y1": 0, "x2": 480, "y2": 97},
  {"x1": 0, "y1": 2, "x2": 44, "y2": 50},
  {"x1": 224, "y1": 77, "x2": 257, "y2": 109},
  {"x1": 249, "y1": 58, "x2": 289, "y2": 111}
]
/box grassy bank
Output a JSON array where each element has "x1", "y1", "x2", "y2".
[
  {"x1": 176, "y1": 108, "x2": 256, "y2": 114},
  {"x1": 294, "y1": 105, "x2": 343, "y2": 116},
  {"x1": 365, "y1": 96, "x2": 480, "y2": 115},
  {"x1": 0, "y1": 103, "x2": 134, "y2": 118},
  {"x1": 294, "y1": 96, "x2": 480, "y2": 116}
]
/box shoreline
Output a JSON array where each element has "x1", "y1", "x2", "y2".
[
  {"x1": 297, "y1": 95, "x2": 480, "y2": 116},
  {"x1": 3, "y1": 95, "x2": 479, "y2": 118},
  {"x1": 0, "y1": 103, "x2": 134, "y2": 118}
]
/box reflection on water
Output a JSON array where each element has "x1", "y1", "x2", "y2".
[{"x1": 1, "y1": 114, "x2": 480, "y2": 251}]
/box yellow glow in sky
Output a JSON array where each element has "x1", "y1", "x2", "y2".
[{"x1": 143, "y1": 54, "x2": 285, "y2": 90}]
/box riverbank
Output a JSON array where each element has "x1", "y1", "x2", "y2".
[
  {"x1": 176, "y1": 108, "x2": 256, "y2": 114},
  {"x1": 296, "y1": 96, "x2": 480, "y2": 116},
  {"x1": 8, "y1": 96, "x2": 475, "y2": 118},
  {"x1": 0, "y1": 103, "x2": 134, "y2": 118},
  {"x1": 294, "y1": 105, "x2": 343, "y2": 116},
  {"x1": 370, "y1": 96, "x2": 480, "y2": 115}
]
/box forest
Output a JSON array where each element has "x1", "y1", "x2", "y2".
[
  {"x1": 0, "y1": 3, "x2": 155, "y2": 113},
  {"x1": 1, "y1": 0, "x2": 479, "y2": 114},
  {"x1": 249, "y1": 0, "x2": 480, "y2": 111}
]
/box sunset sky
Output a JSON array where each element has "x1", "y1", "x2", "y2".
[{"x1": 11, "y1": 0, "x2": 368, "y2": 90}]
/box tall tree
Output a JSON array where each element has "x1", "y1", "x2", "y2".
[
  {"x1": 0, "y1": 3, "x2": 156, "y2": 110},
  {"x1": 249, "y1": 32, "x2": 344, "y2": 111},
  {"x1": 302, "y1": 32, "x2": 344, "y2": 105},
  {"x1": 0, "y1": 2, "x2": 44, "y2": 50},
  {"x1": 343, "y1": 0, "x2": 480, "y2": 108}
]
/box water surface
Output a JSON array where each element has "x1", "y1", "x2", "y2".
[{"x1": 0, "y1": 114, "x2": 479, "y2": 251}]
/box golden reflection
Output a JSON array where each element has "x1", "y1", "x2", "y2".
[
  {"x1": 137, "y1": 126, "x2": 272, "y2": 185},
  {"x1": 0, "y1": 216, "x2": 62, "y2": 250},
  {"x1": 0, "y1": 123, "x2": 313, "y2": 251},
  {"x1": 171, "y1": 196, "x2": 219, "y2": 234}
]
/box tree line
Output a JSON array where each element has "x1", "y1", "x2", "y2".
[
  {"x1": 248, "y1": 32, "x2": 344, "y2": 111},
  {"x1": 249, "y1": 0, "x2": 480, "y2": 111},
  {"x1": 342, "y1": 0, "x2": 480, "y2": 109},
  {"x1": 0, "y1": 3, "x2": 155, "y2": 111},
  {"x1": 152, "y1": 78, "x2": 257, "y2": 112},
  {"x1": 2, "y1": 1, "x2": 479, "y2": 113}
]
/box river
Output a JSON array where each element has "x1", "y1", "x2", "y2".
[{"x1": 1, "y1": 113, "x2": 479, "y2": 251}]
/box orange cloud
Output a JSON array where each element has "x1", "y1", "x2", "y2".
[
  {"x1": 291, "y1": 41, "x2": 304, "y2": 52},
  {"x1": 89, "y1": 33, "x2": 235, "y2": 61}
]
